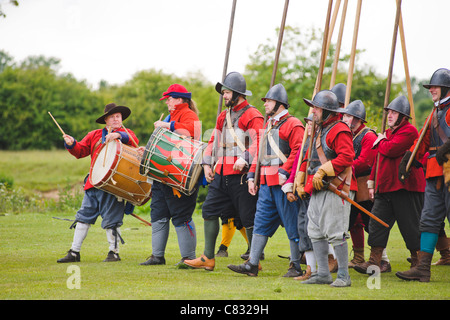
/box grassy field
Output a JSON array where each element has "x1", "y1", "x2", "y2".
[{"x1": 0, "y1": 151, "x2": 449, "y2": 302}]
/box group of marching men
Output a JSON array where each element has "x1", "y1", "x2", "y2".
[{"x1": 57, "y1": 68, "x2": 450, "y2": 287}]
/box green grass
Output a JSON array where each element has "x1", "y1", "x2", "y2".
[
  {"x1": 0, "y1": 211, "x2": 449, "y2": 300},
  {"x1": 0, "y1": 150, "x2": 89, "y2": 192},
  {"x1": 0, "y1": 150, "x2": 449, "y2": 301}
]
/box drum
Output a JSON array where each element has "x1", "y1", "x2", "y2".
[
  {"x1": 90, "y1": 140, "x2": 152, "y2": 206},
  {"x1": 140, "y1": 127, "x2": 205, "y2": 196}
]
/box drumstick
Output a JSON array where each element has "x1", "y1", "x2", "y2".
[
  {"x1": 103, "y1": 126, "x2": 111, "y2": 167},
  {"x1": 48, "y1": 112, "x2": 66, "y2": 135},
  {"x1": 159, "y1": 113, "x2": 164, "y2": 121},
  {"x1": 121, "y1": 124, "x2": 139, "y2": 148}
]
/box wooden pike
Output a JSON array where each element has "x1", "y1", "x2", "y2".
[
  {"x1": 130, "y1": 213, "x2": 152, "y2": 227},
  {"x1": 293, "y1": 0, "x2": 333, "y2": 189},
  {"x1": 254, "y1": 0, "x2": 290, "y2": 186},
  {"x1": 374, "y1": 0, "x2": 402, "y2": 192},
  {"x1": 327, "y1": 182, "x2": 389, "y2": 228}
]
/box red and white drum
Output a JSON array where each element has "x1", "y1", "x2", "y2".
[
  {"x1": 140, "y1": 127, "x2": 205, "y2": 196},
  {"x1": 90, "y1": 140, "x2": 152, "y2": 206}
]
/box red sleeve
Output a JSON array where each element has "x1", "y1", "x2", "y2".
[
  {"x1": 68, "y1": 130, "x2": 96, "y2": 159},
  {"x1": 353, "y1": 131, "x2": 377, "y2": 175},
  {"x1": 327, "y1": 125, "x2": 355, "y2": 174},
  {"x1": 299, "y1": 149, "x2": 310, "y2": 173},
  {"x1": 172, "y1": 109, "x2": 201, "y2": 140},
  {"x1": 378, "y1": 125, "x2": 418, "y2": 159},
  {"x1": 279, "y1": 120, "x2": 305, "y2": 175}
]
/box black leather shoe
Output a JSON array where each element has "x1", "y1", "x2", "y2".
[
  {"x1": 103, "y1": 251, "x2": 121, "y2": 262},
  {"x1": 227, "y1": 261, "x2": 259, "y2": 277},
  {"x1": 57, "y1": 249, "x2": 80, "y2": 263},
  {"x1": 140, "y1": 254, "x2": 165, "y2": 265}
]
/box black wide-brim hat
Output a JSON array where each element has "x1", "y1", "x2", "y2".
[{"x1": 96, "y1": 103, "x2": 131, "y2": 124}]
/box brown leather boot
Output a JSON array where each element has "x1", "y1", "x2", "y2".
[
  {"x1": 348, "y1": 247, "x2": 365, "y2": 268},
  {"x1": 294, "y1": 265, "x2": 312, "y2": 281},
  {"x1": 409, "y1": 250, "x2": 418, "y2": 268},
  {"x1": 433, "y1": 237, "x2": 450, "y2": 265},
  {"x1": 328, "y1": 254, "x2": 338, "y2": 273},
  {"x1": 353, "y1": 247, "x2": 384, "y2": 274},
  {"x1": 395, "y1": 251, "x2": 433, "y2": 282}
]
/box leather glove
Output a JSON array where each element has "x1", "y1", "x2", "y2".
[
  {"x1": 295, "y1": 171, "x2": 307, "y2": 199},
  {"x1": 398, "y1": 151, "x2": 412, "y2": 183},
  {"x1": 398, "y1": 150, "x2": 423, "y2": 183},
  {"x1": 312, "y1": 161, "x2": 335, "y2": 190},
  {"x1": 436, "y1": 139, "x2": 450, "y2": 166}
]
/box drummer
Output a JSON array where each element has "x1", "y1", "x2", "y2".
[
  {"x1": 139, "y1": 84, "x2": 201, "y2": 268},
  {"x1": 57, "y1": 103, "x2": 139, "y2": 263}
]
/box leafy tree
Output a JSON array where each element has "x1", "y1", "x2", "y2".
[{"x1": 0, "y1": 54, "x2": 102, "y2": 150}]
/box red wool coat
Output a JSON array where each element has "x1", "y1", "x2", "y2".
[
  {"x1": 66, "y1": 127, "x2": 139, "y2": 190},
  {"x1": 370, "y1": 120, "x2": 425, "y2": 193},
  {"x1": 299, "y1": 116, "x2": 357, "y2": 192},
  {"x1": 167, "y1": 103, "x2": 201, "y2": 140},
  {"x1": 249, "y1": 113, "x2": 305, "y2": 186},
  {"x1": 352, "y1": 124, "x2": 378, "y2": 177},
  {"x1": 204, "y1": 100, "x2": 264, "y2": 176},
  {"x1": 409, "y1": 102, "x2": 450, "y2": 179}
]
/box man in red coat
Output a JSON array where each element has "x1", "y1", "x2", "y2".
[
  {"x1": 184, "y1": 72, "x2": 264, "y2": 271},
  {"x1": 57, "y1": 103, "x2": 139, "y2": 263},
  {"x1": 296, "y1": 90, "x2": 357, "y2": 287},
  {"x1": 396, "y1": 68, "x2": 450, "y2": 282},
  {"x1": 227, "y1": 84, "x2": 305, "y2": 277},
  {"x1": 354, "y1": 96, "x2": 425, "y2": 275},
  {"x1": 340, "y1": 100, "x2": 378, "y2": 268}
]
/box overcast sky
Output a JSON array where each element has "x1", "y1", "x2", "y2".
[{"x1": 1, "y1": 0, "x2": 448, "y2": 89}]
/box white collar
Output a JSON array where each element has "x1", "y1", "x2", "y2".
[
  {"x1": 270, "y1": 109, "x2": 288, "y2": 122},
  {"x1": 435, "y1": 95, "x2": 450, "y2": 107}
]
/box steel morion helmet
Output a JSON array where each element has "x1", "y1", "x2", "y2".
[
  {"x1": 340, "y1": 100, "x2": 367, "y2": 123},
  {"x1": 423, "y1": 68, "x2": 450, "y2": 100},
  {"x1": 215, "y1": 71, "x2": 252, "y2": 96},
  {"x1": 261, "y1": 83, "x2": 289, "y2": 108},
  {"x1": 331, "y1": 83, "x2": 347, "y2": 105},
  {"x1": 303, "y1": 90, "x2": 340, "y2": 112},
  {"x1": 384, "y1": 95, "x2": 411, "y2": 118}
]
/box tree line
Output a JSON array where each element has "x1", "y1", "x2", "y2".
[{"x1": 0, "y1": 26, "x2": 433, "y2": 150}]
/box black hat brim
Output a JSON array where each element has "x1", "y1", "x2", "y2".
[{"x1": 96, "y1": 106, "x2": 131, "y2": 124}]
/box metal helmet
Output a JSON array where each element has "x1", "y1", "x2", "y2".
[
  {"x1": 304, "y1": 113, "x2": 313, "y2": 123},
  {"x1": 261, "y1": 83, "x2": 289, "y2": 108},
  {"x1": 340, "y1": 100, "x2": 366, "y2": 122},
  {"x1": 423, "y1": 68, "x2": 450, "y2": 100},
  {"x1": 384, "y1": 95, "x2": 411, "y2": 118},
  {"x1": 215, "y1": 71, "x2": 252, "y2": 96},
  {"x1": 303, "y1": 90, "x2": 340, "y2": 112},
  {"x1": 331, "y1": 83, "x2": 347, "y2": 105},
  {"x1": 423, "y1": 68, "x2": 450, "y2": 89}
]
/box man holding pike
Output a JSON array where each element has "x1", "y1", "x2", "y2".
[
  {"x1": 396, "y1": 68, "x2": 450, "y2": 282},
  {"x1": 296, "y1": 90, "x2": 357, "y2": 287}
]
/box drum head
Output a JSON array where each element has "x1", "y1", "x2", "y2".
[{"x1": 90, "y1": 140, "x2": 119, "y2": 186}]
